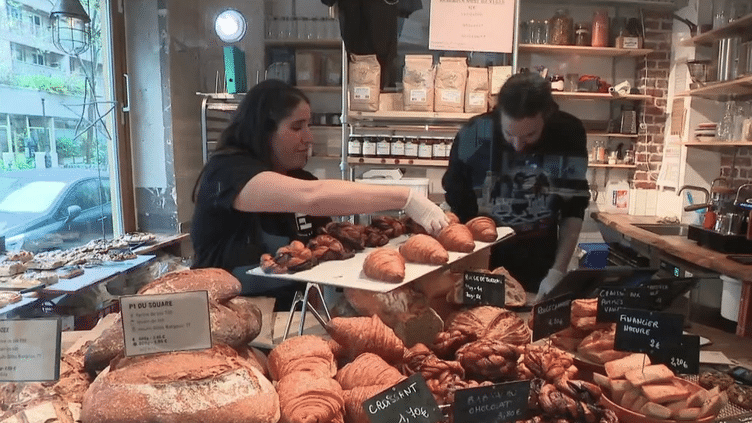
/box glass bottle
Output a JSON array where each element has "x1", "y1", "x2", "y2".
[
  {"x1": 574, "y1": 22, "x2": 591, "y2": 46},
  {"x1": 391, "y1": 136, "x2": 405, "y2": 158},
  {"x1": 432, "y1": 138, "x2": 445, "y2": 159},
  {"x1": 549, "y1": 9, "x2": 573, "y2": 45},
  {"x1": 348, "y1": 135, "x2": 362, "y2": 157},
  {"x1": 418, "y1": 138, "x2": 433, "y2": 159},
  {"x1": 405, "y1": 137, "x2": 419, "y2": 158},
  {"x1": 591, "y1": 10, "x2": 609, "y2": 47},
  {"x1": 718, "y1": 101, "x2": 734, "y2": 141},
  {"x1": 376, "y1": 136, "x2": 392, "y2": 158},
  {"x1": 362, "y1": 136, "x2": 377, "y2": 157}
]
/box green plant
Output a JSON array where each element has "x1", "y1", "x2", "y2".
[
  {"x1": 56, "y1": 136, "x2": 80, "y2": 159},
  {"x1": 12, "y1": 74, "x2": 84, "y2": 96}
]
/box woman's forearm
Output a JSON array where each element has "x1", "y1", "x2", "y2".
[{"x1": 234, "y1": 171, "x2": 411, "y2": 215}]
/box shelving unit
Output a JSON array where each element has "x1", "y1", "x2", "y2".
[
  {"x1": 588, "y1": 163, "x2": 637, "y2": 169},
  {"x1": 519, "y1": 44, "x2": 652, "y2": 57},
  {"x1": 682, "y1": 141, "x2": 752, "y2": 150},
  {"x1": 684, "y1": 75, "x2": 752, "y2": 100},
  {"x1": 682, "y1": 13, "x2": 752, "y2": 47},
  {"x1": 347, "y1": 157, "x2": 449, "y2": 167}
]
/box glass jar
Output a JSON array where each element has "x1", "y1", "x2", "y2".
[
  {"x1": 574, "y1": 22, "x2": 591, "y2": 46},
  {"x1": 405, "y1": 137, "x2": 419, "y2": 158},
  {"x1": 549, "y1": 9, "x2": 573, "y2": 45},
  {"x1": 376, "y1": 136, "x2": 392, "y2": 157},
  {"x1": 418, "y1": 138, "x2": 433, "y2": 159},
  {"x1": 347, "y1": 135, "x2": 362, "y2": 157},
  {"x1": 391, "y1": 136, "x2": 405, "y2": 158},
  {"x1": 530, "y1": 19, "x2": 549, "y2": 44},
  {"x1": 591, "y1": 10, "x2": 610, "y2": 47},
  {"x1": 362, "y1": 137, "x2": 377, "y2": 157},
  {"x1": 442, "y1": 139, "x2": 452, "y2": 158},
  {"x1": 550, "y1": 75, "x2": 565, "y2": 91},
  {"x1": 432, "y1": 138, "x2": 445, "y2": 159}
]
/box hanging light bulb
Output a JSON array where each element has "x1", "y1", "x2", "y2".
[
  {"x1": 50, "y1": 0, "x2": 91, "y2": 56},
  {"x1": 215, "y1": 9, "x2": 247, "y2": 43}
]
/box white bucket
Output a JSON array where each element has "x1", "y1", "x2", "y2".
[{"x1": 720, "y1": 275, "x2": 742, "y2": 322}]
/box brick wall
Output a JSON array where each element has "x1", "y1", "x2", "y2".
[
  {"x1": 721, "y1": 148, "x2": 752, "y2": 189},
  {"x1": 634, "y1": 10, "x2": 673, "y2": 190}
]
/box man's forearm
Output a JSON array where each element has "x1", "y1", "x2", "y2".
[{"x1": 551, "y1": 217, "x2": 583, "y2": 273}]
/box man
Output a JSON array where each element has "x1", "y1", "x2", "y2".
[{"x1": 442, "y1": 72, "x2": 590, "y2": 299}]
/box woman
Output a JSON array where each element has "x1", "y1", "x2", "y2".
[{"x1": 191, "y1": 80, "x2": 448, "y2": 304}]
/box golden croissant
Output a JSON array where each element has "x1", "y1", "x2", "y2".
[
  {"x1": 335, "y1": 353, "x2": 405, "y2": 390},
  {"x1": 399, "y1": 234, "x2": 449, "y2": 265},
  {"x1": 436, "y1": 223, "x2": 475, "y2": 253},
  {"x1": 362, "y1": 248, "x2": 405, "y2": 283},
  {"x1": 466, "y1": 216, "x2": 498, "y2": 242},
  {"x1": 277, "y1": 371, "x2": 345, "y2": 423},
  {"x1": 326, "y1": 315, "x2": 406, "y2": 363}
]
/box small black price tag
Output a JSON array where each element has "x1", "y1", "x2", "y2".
[
  {"x1": 453, "y1": 380, "x2": 530, "y2": 423},
  {"x1": 716, "y1": 412, "x2": 752, "y2": 423},
  {"x1": 651, "y1": 334, "x2": 700, "y2": 375},
  {"x1": 363, "y1": 373, "x2": 443, "y2": 423},
  {"x1": 614, "y1": 308, "x2": 684, "y2": 355},
  {"x1": 532, "y1": 294, "x2": 572, "y2": 341},
  {"x1": 597, "y1": 287, "x2": 648, "y2": 322},
  {"x1": 640, "y1": 281, "x2": 673, "y2": 311},
  {"x1": 463, "y1": 271, "x2": 505, "y2": 307}
]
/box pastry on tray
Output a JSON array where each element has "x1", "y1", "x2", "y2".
[
  {"x1": 399, "y1": 234, "x2": 448, "y2": 265},
  {"x1": 362, "y1": 248, "x2": 405, "y2": 283},
  {"x1": 436, "y1": 223, "x2": 475, "y2": 253}
]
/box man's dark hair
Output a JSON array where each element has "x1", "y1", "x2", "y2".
[{"x1": 497, "y1": 72, "x2": 558, "y2": 120}]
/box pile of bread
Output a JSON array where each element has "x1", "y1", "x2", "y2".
[
  {"x1": 0, "y1": 268, "x2": 268, "y2": 423},
  {"x1": 260, "y1": 213, "x2": 499, "y2": 283},
  {"x1": 593, "y1": 353, "x2": 728, "y2": 421}
]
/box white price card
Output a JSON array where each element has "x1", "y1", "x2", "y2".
[
  {"x1": 0, "y1": 318, "x2": 61, "y2": 382},
  {"x1": 121, "y1": 291, "x2": 212, "y2": 357}
]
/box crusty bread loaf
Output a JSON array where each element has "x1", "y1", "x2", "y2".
[
  {"x1": 80, "y1": 344, "x2": 279, "y2": 423},
  {"x1": 209, "y1": 298, "x2": 262, "y2": 348},
  {"x1": 84, "y1": 313, "x2": 125, "y2": 373},
  {"x1": 267, "y1": 335, "x2": 337, "y2": 381},
  {"x1": 137, "y1": 268, "x2": 242, "y2": 303}
]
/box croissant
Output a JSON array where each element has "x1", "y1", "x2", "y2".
[
  {"x1": 436, "y1": 223, "x2": 475, "y2": 253},
  {"x1": 466, "y1": 216, "x2": 498, "y2": 242},
  {"x1": 277, "y1": 371, "x2": 345, "y2": 423},
  {"x1": 343, "y1": 385, "x2": 392, "y2": 423},
  {"x1": 326, "y1": 315, "x2": 406, "y2": 363},
  {"x1": 267, "y1": 335, "x2": 337, "y2": 381},
  {"x1": 399, "y1": 234, "x2": 449, "y2": 265},
  {"x1": 362, "y1": 248, "x2": 405, "y2": 283},
  {"x1": 335, "y1": 352, "x2": 405, "y2": 390},
  {"x1": 445, "y1": 211, "x2": 460, "y2": 224}
]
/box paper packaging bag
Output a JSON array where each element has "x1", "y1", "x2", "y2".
[
  {"x1": 349, "y1": 54, "x2": 381, "y2": 112},
  {"x1": 488, "y1": 65, "x2": 513, "y2": 108},
  {"x1": 295, "y1": 51, "x2": 320, "y2": 86},
  {"x1": 323, "y1": 51, "x2": 342, "y2": 86},
  {"x1": 434, "y1": 57, "x2": 468, "y2": 113},
  {"x1": 403, "y1": 55, "x2": 436, "y2": 112},
  {"x1": 378, "y1": 92, "x2": 404, "y2": 112},
  {"x1": 465, "y1": 67, "x2": 489, "y2": 114}
]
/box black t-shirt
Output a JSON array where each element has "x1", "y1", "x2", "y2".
[
  {"x1": 191, "y1": 153, "x2": 329, "y2": 272},
  {"x1": 442, "y1": 110, "x2": 590, "y2": 290}
]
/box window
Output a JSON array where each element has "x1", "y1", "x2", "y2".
[{"x1": 0, "y1": 0, "x2": 127, "y2": 252}]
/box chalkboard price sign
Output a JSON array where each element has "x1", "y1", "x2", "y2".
[
  {"x1": 597, "y1": 287, "x2": 648, "y2": 322},
  {"x1": 363, "y1": 373, "x2": 443, "y2": 423},
  {"x1": 532, "y1": 294, "x2": 572, "y2": 341},
  {"x1": 463, "y1": 271, "x2": 505, "y2": 307},
  {"x1": 613, "y1": 308, "x2": 684, "y2": 355},
  {"x1": 652, "y1": 334, "x2": 700, "y2": 375},
  {"x1": 453, "y1": 380, "x2": 530, "y2": 423}
]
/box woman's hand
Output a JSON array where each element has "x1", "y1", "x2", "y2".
[{"x1": 403, "y1": 190, "x2": 450, "y2": 235}]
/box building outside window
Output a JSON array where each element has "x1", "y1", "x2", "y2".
[{"x1": 0, "y1": 0, "x2": 122, "y2": 253}]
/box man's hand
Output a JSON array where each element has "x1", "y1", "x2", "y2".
[
  {"x1": 403, "y1": 190, "x2": 450, "y2": 235},
  {"x1": 535, "y1": 268, "x2": 565, "y2": 302}
]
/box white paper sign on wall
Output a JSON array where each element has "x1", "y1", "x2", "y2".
[{"x1": 429, "y1": 0, "x2": 515, "y2": 53}]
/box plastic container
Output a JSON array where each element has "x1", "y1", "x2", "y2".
[
  {"x1": 578, "y1": 243, "x2": 609, "y2": 269},
  {"x1": 605, "y1": 179, "x2": 630, "y2": 213},
  {"x1": 721, "y1": 275, "x2": 742, "y2": 322}
]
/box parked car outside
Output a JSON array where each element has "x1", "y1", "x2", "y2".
[{"x1": 0, "y1": 168, "x2": 114, "y2": 252}]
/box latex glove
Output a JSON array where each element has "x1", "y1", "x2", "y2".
[
  {"x1": 535, "y1": 268, "x2": 565, "y2": 302},
  {"x1": 403, "y1": 190, "x2": 450, "y2": 235}
]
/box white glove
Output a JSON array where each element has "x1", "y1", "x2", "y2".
[
  {"x1": 403, "y1": 190, "x2": 450, "y2": 235},
  {"x1": 535, "y1": 268, "x2": 565, "y2": 302}
]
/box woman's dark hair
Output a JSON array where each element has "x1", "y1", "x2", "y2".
[
  {"x1": 192, "y1": 80, "x2": 309, "y2": 202},
  {"x1": 496, "y1": 72, "x2": 558, "y2": 120},
  {"x1": 217, "y1": 79, "x2": 309, "y2": 161}
]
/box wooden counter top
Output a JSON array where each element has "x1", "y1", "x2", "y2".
[
  {"x1": 592, "y1": 212, "x2": 752, "y2": 337},
  {"x1": 592, "y1": 212, "x2": 752, "y2": 281}
]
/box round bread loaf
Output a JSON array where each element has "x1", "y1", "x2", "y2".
[
  {"x1": 80, "y1": 344, "x2": 279, "y2": 423},
  {"x1": 137, "y1": 268, "x2": 242, "y2": 303}
]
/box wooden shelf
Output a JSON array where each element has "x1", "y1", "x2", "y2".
[
  {"x1": 264, "y1": 39, "x2": 342, "y2": 48},
  {"x1": 347, "y1": 157, "x2": 449, "y2": 167},
  {"x1": 519, "y1": 44, "x2": 653, "y2": 57},
  {"x1": 686, "y1": 75, "x2": 752, "y2": 99},
  {"x1": 297, "y1": 86, "x2": 340, "y2": 93},
  {"x1": 683, "y1": 141, "x2": 752, "y2": 150},
  {"x1": 588, "y1": 163, "x2": 637, "y2": 169},
  {"x1": 684, "y1": 13, "x2": 752, "y2": 46},
  {"x1": 348, "y1": 110, "x2": 479, "y2": 124},
  {"x1": 552, "y1": 92, "x2": 652, "y2": 101},
  {"x1": 588, "y1": 132, "x2": 639, "y2": 138}
]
